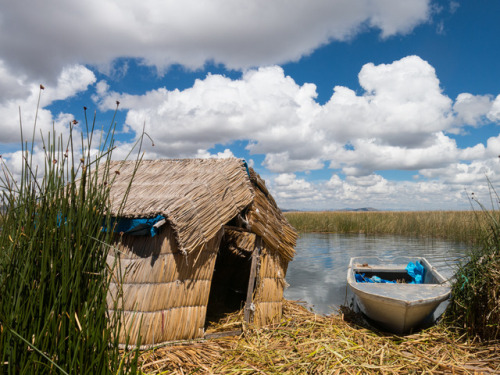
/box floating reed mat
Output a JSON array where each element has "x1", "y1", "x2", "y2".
[{"x1": 131, "y1": 301, "x2": 499, "y2": 374}]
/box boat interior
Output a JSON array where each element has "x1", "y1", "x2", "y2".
[{"x1": 353, "y1": 266, "x2": 442, "y2": 284}]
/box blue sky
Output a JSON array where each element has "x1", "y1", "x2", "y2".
[{"x1": 1, "y1": 0, "x2": 500, "y2": 210}]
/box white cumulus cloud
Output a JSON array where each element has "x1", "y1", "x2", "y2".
[
  {"x1": 0, "y1": 0, "x2": 432, "y2": 83},
  {"x1": 318, "y1": 55, "x2": 454, "y2": 149},
  {"x1": 0, "y1": 64, "x2": 96, "y2": 145},
  {"x1": 88, "y1": 56, "x2": 500, "y2": 186},
  {"x1": 3, "y1": 53, "x2": 500, "y2": 211},
  {"x1": 453, "y1": 93, "x2": 496, "y2": 128},
  {"x1": 488, "y1": 95, "x2": 500, "y2": 122}
]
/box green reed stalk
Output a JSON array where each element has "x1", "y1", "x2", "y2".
[
  {"x1": 0, "y1": 96, "x2": 140, "y2": 373},
  {"x1": 444, "y1": 184, "x2": 500, "y2": 342}
]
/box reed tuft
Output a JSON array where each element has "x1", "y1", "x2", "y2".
[
  {"x1": 0, "y1": 91, "x2": 140, "y2": 374},
  {"x1": 444, "y1": 184, "x2": 500, "y2": 342}
]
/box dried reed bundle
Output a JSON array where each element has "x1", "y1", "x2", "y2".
[
  {"x1": 105, "y1": 158, "x2": 254, "y2": 255},
  {"x1": 247, "y1": 169, "x2": 297, "y2": 262},
  {"x1": 223, "y1": 228, "x2": 256, "y2": 256},
  {"x1": 253, "y1": 247, "x2": 288, "y2": 326}
]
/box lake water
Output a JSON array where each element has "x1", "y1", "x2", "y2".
[{"x1": 284, "y1": 233, "x2": 469, "y2": 315}]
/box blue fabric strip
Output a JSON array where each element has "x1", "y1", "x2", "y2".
[
  {"x1": 107, "y1": 215, "x2": 166, "y2": 237},
  {"x1": 242, "y1": 160, "x2": 251, "y2": 179}
]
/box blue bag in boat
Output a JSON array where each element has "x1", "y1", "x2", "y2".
[{"x1": 406, "y1": 261, "x2": 425, "y2": 284}]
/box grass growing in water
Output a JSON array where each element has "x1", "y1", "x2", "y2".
[
  {"x1": 0, "y1": 93, "x2": 140, "y2": 373},
  {"x1": 284, "y1": 210, "x2": 483, "y2": 244}
]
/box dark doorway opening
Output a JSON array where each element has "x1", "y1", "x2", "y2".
[{"x1": 205, "y1": 232, "x2": 253, "y2": 326}]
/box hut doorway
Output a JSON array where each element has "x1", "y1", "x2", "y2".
[{"x1": 205, "y1": 228, "x2": 260, "y2": 326}]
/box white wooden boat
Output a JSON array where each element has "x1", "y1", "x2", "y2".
[{"x1": 347, "y1": 256, "x2": 451, "y2": 334}]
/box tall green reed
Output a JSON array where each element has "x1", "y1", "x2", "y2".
[
  {"x1": 0, "y1": 90, "x2": 140, "y2": 373},
  {"x1": 444, "y1": 184, "x2": 500, "y2": 342}
]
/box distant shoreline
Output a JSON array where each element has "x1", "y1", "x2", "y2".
[{"x1": 283, "y1": 210, "x2": 482, "y2": 244}]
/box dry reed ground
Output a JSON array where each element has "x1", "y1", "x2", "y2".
[{"x1": 134, "y1": 301, "x2": 499, "y2": 374}]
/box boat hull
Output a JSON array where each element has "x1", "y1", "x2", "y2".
[{"x1": 347, "y1": 257, "x2": 451, "y2": 334}]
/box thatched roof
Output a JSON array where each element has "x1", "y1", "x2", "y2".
[{"x1": 105, "y1": 158, "x2": 296, "y2": 261}]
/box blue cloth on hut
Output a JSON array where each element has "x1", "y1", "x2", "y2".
[{"x1": 106, "y1": 215, "x2": 166, "y2": 237}]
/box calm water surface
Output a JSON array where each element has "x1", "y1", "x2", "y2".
[{"x1": 284, "y1": 233, "x2": 468, "y2": 315}]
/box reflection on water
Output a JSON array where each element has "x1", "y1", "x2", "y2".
[{"x1": 284, "y1": 233, "x2": 468, "y2": 315}]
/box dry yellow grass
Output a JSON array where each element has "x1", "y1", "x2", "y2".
[{"x1": 134, "y1": 301, "x2": 499, "y2": 374}]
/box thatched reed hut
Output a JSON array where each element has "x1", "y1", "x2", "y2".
[{"x1": 104, "y1": 158, "x2": 297, "y2": 346}]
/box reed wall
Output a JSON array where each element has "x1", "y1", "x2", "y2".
[
  {"x1": 108, "y1": 224, "x2": 292, "y2": 345},
  {"x1": 253, "y1": 243, "x2": 289, "y2": 327},
  {"x1": 247, "y1": 182, "x2": 297, "y2": 262},
  {"x1": 108, "y1": 224, "x2": 221, "y2": 346}
]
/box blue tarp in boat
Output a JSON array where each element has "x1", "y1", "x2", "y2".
[
  {"x1": 355, "y1": 260, "x2": 425, "y2": 284},
  {"x1": 355, "y1": 273, "x2": 396, "y2": 283}
]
